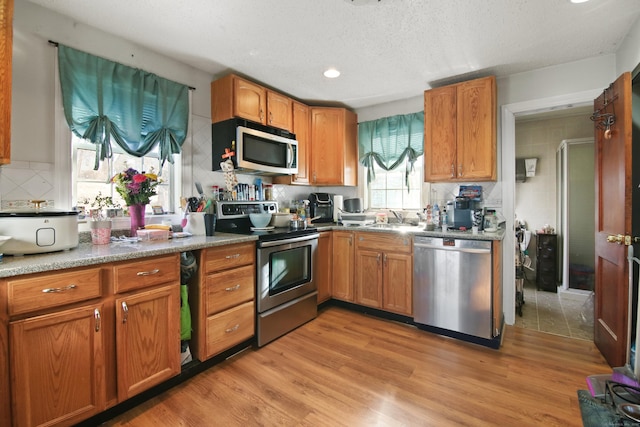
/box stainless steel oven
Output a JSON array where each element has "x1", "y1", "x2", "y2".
[{"x1": 214, "y1": 200, "x2": 319, "y2": 347}]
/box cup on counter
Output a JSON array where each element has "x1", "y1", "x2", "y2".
[
  {"x1": 442, "y1": 224, "x2": 448, "y2": 232},
  {"x1": 472, "y1": 226, "x2": 479, "y2": 235}
]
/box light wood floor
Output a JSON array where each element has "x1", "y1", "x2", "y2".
[{"x1": 104, "y1": 306, "x2": 611, "y2": 426}]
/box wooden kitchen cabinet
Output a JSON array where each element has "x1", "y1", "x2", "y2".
[
  {"x1": 112, "y1": 255, "x2": 181, "y2": 401},
  {"x1": 5, "y1": 266, "x2": 105, "y2": 427},
  {"x1": 211, "y1": 74, "x2": 293, "y2": 131},
  {"x1": 191, "y1": 242, "x2": 255, "y2": 361},
  {"x1": 316, "y1": 231, "x2": 333, "y2": 304},
  {"x1": 424, "y1": 75, "x2": 496, "y2": 182},
  {"x1": 310, "y1": 107, "x2": 358, "y2": 186},
  {"x1": 355, "y1": 232, "x2": 413, "y2": 315},
  {"x1": 332, "y1": 230, "x2": 355, "y2": 302},
  {"x1": 0, "y1": 0, "x2": 12, "y2": 165},
  {"x1": 274, "y1": 100, "x2": 311, "y2": 185}
]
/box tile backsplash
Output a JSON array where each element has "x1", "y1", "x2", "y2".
[{"x1": 0, "y1": 161, "x2": 56, "y2": 209}]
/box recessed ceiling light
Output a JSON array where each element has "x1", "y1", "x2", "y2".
[
  {"x1": 323, "y1": 68, "x2": 341, "y2": 78},
  {"x1": 569, "y1": 0, "x2": 590, "y2": 3}
]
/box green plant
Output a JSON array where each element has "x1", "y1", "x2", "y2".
[{"x1": 85, "y1": 192, "x2": 121, "y2": 220}]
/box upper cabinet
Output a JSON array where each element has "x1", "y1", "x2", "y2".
[
  {"x1": 211, "y1": 74, "x2": 292, "y2": 132},
  {"x1": 274, "y1": 100, "x2": 310, "y2": 185},
  {"x1": 310, "y1": 107, "x2": 358, "y2": 186},
  {"x1": 0, "y1": 0, "x2": 12, "y2": 165},
  {"x1": 424, "y1": 75, "x2": 496, "y2": 182}
]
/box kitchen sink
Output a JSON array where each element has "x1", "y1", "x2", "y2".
[{"x1": 365, "y1": 223, "x2": 422, "y2": 231}]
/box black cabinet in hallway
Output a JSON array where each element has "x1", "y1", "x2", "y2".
[{"x1": 536, "y1": 233, "x2": 557, "y2": 292}]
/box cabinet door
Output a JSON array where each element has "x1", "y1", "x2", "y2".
[
  {"x1": 310, "y1": 108, "x2": 357, "y2": 186},
  {"x1": 456, "y1": 76, "x2": 496, "y2": 181},
  {"x1": 332, "y1": 231, "x2": 354, "y2": 301},
  {"x1": 424, "y1": 85, "x2": 457, "y2": 181},
  {"x1": 267, "y1": 90, "x2": 292, "y2": 131},
  {"x1": 234, "y1": 77, "x2": 267, "y2": 124},
  {"x1": 0, "y1": 0, "x2": 11, "y2": 164},
  {"x1": 273, "y1": 101, "x2": 310, "y2": 185},
  {"x1": 316, "y1": 231, "x2": 333, "y2": 304},
  {"x1": 10, "y1": 304, "x2": 105, "y2": 427},
  {"x1": 115, "y1": 284, "x2": 180, "y2": 401},
  {"x1": 383, "y1": 252, "x2": 413, "y2": 315},
  {"x1": 355, "y1": 249, "x2": 383, "y2": 308}
]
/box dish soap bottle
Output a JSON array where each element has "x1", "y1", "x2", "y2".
[{"x1": 432, "y1": 203, "x2": 440, "y2": 228}]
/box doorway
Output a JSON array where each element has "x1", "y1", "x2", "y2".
[{"x1": 513, "y1": 110, "x2": 594, "y2": 339}]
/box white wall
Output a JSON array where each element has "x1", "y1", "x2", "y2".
[{"x1": 617, "y1": 15, "x2": 640, "y2": 75}]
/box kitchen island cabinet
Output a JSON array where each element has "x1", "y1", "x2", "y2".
[
  {"x1": 310, "y1": 107, "x2": 358, "y2": 186},
  {"x1": 332, "y1": 230, "x2": 355, "y2": 302},
  {"x1": 424, "y1": 75, "x2": 496, "y2": 182},
  {"x1": 211, "y1": 74, "x2": 293, "y2": 131},
  {"x1": 354, "y1": 232, "x2": 413, "y2": 316}
]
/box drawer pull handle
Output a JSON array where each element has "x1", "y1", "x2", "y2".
[
  {"x1": 94, "y1": 308, "x2": 101, "y2": 332},
  {"x1": 225, "y1": 284, "x2": 241, "y2": 292},
  {"x1": 122, "y1": 301, "x2": 129, "y2": 323},
  {"x1": 225, "y1": 254, "x2": 240, "y2": 259},
  {"x1": 225, "y1": 324, "x2": 240, "y2": 333},
  {"x1": 137, "y1": 269, "x2": 160, "y2": 276},
  {"x1": 42, "y1": 284, "x2": 77, "y2": 293}
]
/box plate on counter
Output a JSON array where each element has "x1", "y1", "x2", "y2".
[
  {"x1": 251, "y1": 226, "x2": 275, "y2": 231},
  {"x1": 484, "y1": 227, "x2": 497, "y2": 233}
]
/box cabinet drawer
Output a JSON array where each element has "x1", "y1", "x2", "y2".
[
  {"x1": 113, "y1": 254, "x2": 180, "y2": 293},
  {"x1": 205, "y1": 301, "x2": 254, "y2": 358},
  {"x1": 355, "y1": 232, "x2": 412, "y2": 254},
  {"x1": 203, "y1": 243, "x2": 255, "y2": 274},
  {"x1": 206, "y1": 265, "x2": 255, "y2": 315},
  {"x1": 7, "y1": 267, "x2": 102, "y2": 316}
]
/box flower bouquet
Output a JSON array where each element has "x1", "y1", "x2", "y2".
[{"x1": 112, "y1": 167, "x2": 159, "y2": 235}]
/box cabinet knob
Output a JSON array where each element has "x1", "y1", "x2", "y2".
[
  {"x1": 450, "y1": 164, "x2": 455, "y2": 177},
  {"x1": 458, "y1": 164, "x2": 463, "y2": 177}
]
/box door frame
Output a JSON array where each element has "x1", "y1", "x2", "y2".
[{"x1": 500, "y1": 89, "x2": 602, "y2": 326}]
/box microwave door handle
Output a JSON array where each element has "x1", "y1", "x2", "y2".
[{"x1": 287, "y1": 144, "x2": 293, "y2": 168}]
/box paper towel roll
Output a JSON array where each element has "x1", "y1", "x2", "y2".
[{"x1": 333, "y1": 195, "x2": 343, "y2": 222}]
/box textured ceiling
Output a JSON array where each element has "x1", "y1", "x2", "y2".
[{"x1": 27, "y1": 0, "x2": 640, "y2": 109}]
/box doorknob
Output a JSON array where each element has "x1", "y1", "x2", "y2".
[{"x1": 607, "y1": 234, "x2": 631, "y2": 245}]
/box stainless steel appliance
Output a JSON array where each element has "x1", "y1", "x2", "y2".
[
  {"x1": 413, "y1": 236, "x2": 494, "y2": 339},
  {"x1": 308, "y1": 193, "x2": 333, "y2": 223},
  {"x1": 211, "y1": 118, "x2": 298, "y2": 176},
  {"x1": 215, "y1": 200, "x2": 318, "y2": 347}
]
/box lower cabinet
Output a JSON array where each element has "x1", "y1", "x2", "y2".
[
  {"x1": 10, "y1": 304, "x2": 105, "y2": 427},
  {"x1": 316, "y1": 231, "x2": 333, "y2": 304},
  {"x1": 191, "y1": 242, "x2": 255, "y2": 361},
  {"x1": 332, "y1": 230, "x2": 355, "y2": 302},
  {"x1": 354, "y1": 232, "x2": 413, "y2": 316}
]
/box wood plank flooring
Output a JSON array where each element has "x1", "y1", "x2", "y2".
[{"x1": 104, "y1": 306, "x2": 610, "y2": 426}]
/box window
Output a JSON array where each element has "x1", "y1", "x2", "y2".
[
  {"x1": 368, "y1": 156, "x2": 423, "y2": 209},
  {"x1": 72, "y1": 135, "x2": 178, "y2": 213}
]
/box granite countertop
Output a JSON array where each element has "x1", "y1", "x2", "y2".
[
  {"x1": 0, "y1": 233, "x2": 257, "y2": 278},
  {"x1": 314, "y1": 223, "x2": 505, "y2": 241}
]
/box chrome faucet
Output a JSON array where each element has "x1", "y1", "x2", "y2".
[{"x1": 390, "y1": 210, "x2": 404, "y2": 223}]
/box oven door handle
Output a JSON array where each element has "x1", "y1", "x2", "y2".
[{"x1": 258, "y1": 233, "x2": 320, "y2": 248}]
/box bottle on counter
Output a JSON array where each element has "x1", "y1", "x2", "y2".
[{"x1": 432, "y1": 203, "x2": 440, "y2": 227}]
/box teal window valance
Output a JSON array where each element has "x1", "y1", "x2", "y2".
[
  {"x1": 57, "y1": 44, "x2": 189, "y2": 170},
  {"x1": 358, "y1": 112, "x2": 424, "y2": 188}
]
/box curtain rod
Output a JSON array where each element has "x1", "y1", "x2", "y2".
[{"x1": 48, "y1": 40, "x2": 196, "y2": 91}]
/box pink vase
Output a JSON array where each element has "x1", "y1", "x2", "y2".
[{"x1": 128, "y1": 204, "x2": 146, "y2": 237}]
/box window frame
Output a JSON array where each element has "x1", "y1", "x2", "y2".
[{"x1": 367, "y1": 155, "x2": 424, "y2": 210}]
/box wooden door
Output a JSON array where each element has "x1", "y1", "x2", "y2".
[
  {"x1": 234, "y1": 77, "x2": 266, "y2": 124},
  {"x1": 267, "y1": 91, "x2": 292, "y2": 131},
  {"x1": 355, "y1": 249, "x2": 383, "y2": 308},
  {"x1": 311, "y1": 107, "x2": 344, "y2": 185},
  {"x1": 424, "y1": 85, "x2": 457, "y2": 181},
  {"x1": 316, "y1": 231, "x2": 333, "y2": 304},
  {"x1": 116, "y1": 284, "x2": 180, "y2": 400},
  {"x1": 383, "y1": 252, "x2": 413, "y2": 315},
  {"x1": 456, "y1": 76, "x2": 496, "y2": 181},
  {"x1": 594, "y1": 72, "x2": 632, "y2": 367},
  {"x1": 10, "y1": 304, "x2": 105, "y2": 427},
  {"x1": 332, "y1": 231, "x2": 354, "y2": 301}
]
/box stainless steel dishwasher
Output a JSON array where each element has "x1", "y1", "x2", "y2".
[{"x1": 413, "y1": 236, "x2": 493, "y2": 339}]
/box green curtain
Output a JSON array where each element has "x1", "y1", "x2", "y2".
[
  {"x1": 58, "y1": 44, "x2": 189, "y2": 170},
  {"x1": 358, "y1": 112, "x2": 424, "y2": 188}
]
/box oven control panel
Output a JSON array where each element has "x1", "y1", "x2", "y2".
[{"x1": 216, "y1": 201, "x2": 278, "y2": 219}]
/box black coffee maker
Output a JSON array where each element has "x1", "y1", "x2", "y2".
[{"x1": 308, "y1": 193, "x2": 334, "y2": 223}]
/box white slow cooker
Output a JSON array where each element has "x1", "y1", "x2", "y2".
[{"x1": 0, "y1": 208, "x2": 79, "y2": 255}]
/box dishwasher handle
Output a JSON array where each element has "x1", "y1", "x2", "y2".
[{"x1": 414, "y1": 242, "x2": 491, "y2": 254}]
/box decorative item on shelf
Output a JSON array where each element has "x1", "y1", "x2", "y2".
[
  {"x1": 590, "y1": 84, "x2": 617, "y2": 140},
  {"x1": 112, "y1": 166, "x2": 160, "y2": 237}
]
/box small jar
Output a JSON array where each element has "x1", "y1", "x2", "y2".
[{"x1": 264, "y1": 185, "x2": 273, "y2": 201}]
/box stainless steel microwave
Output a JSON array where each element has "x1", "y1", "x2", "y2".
[{"x1": 212, "y1": 118, "x2": 298, "y2": 175}]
